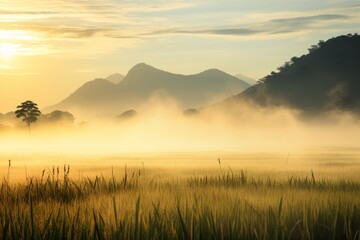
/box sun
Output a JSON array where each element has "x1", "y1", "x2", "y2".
[{"x1": 1, "y1": 43, "x2": 17, "y2": 59}]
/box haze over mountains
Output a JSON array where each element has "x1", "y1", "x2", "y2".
[
  {"x1": 105, "y1": 73, "x2": 124, "y2": 84},
  {"x1": 45, "y1": 63, "x2": 250, "y2": 116},
  {"x1": 220, "y1": 34, "x2": 360, "y2": 116},
  {"x1": 45, "y1": 34, "x2": 360, "y2": 119},
  {"x1": 235, "y1": 74, "x2": 257, "y2": 85}
]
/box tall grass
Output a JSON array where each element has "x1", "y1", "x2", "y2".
[{"x1": 0, "y1": 166, "x2": 359, "y2": 239}]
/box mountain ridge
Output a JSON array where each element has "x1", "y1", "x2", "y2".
[
  {"x1": 45, "y1": 63, "x2": 250, "y2": 116},
  {"x1": 235, "y1": 73, "x2": 257, "y2": 85},
  {"x1": 106, "y1": 73, "x2": 124, "y2": 84},
  {"x1": 220, "y1": 34, "x2": 360, "y2": 115}
]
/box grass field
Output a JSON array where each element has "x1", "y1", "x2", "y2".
[{"x1": 1, "y1": 151, "x2": 360, "y2": 239}]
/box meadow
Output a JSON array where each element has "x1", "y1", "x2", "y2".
[{"x1": 1, "y1": 151, "x2": 360, "y2": 239}]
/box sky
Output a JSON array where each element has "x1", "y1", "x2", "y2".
[{"x1": 0, "y1": 0, "x2": 359, "y2": 112}]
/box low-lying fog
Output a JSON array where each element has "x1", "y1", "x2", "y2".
[{"x1": 1, "y1": 97, "x2": 360, "y2": 180}]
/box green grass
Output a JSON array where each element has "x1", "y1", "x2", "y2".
[{"x1": 0, "y1": 166, "x2": 360, "y2": 239}]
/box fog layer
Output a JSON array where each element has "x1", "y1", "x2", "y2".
[{"x1": 1, "y1": 96, "x2": 360, "y2": 157}]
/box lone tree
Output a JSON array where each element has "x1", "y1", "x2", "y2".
[{"x1": 15, "y1": 100, "x2": 41, "y2": 137}]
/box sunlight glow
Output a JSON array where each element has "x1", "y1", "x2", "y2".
[
  {"x1": 0, "y1": 30, "x2": 39, "y2": 41},
  {"x1": 0, "y1": 43, "x2": 18, "y2": 59}
]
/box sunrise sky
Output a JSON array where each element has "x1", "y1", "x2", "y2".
[{"x1": 0, "y1": 0, "x2": 359, "y2": 112}]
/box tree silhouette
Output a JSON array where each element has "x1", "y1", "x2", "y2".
[{"x1": 15, "y1": 100, "x2": 41, "y2": 137}]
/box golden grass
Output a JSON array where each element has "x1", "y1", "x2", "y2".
[{"x1": 1, "y1": 156, "x2": 360, "y2": 239}]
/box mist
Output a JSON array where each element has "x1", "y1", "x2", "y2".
[
  {"x1": 1, "y1": 92, "x2": 360, "y2": 186},
  {"x1": 1, "y1": 94, "x2": 360, "y2": 157}
]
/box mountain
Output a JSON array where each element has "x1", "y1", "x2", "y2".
[
  {"x1": 45, "y1": 63, "x2": 250, "y2": 116},
  {"x1": 222, "y1": 34, "x2": 360, "y2": 115},
  {"x1": 106, "y1": 73, "x2": 124, "y2": 84},
  {"x1": 235, "y1": 74, "x2": 257, "y2": 85}
]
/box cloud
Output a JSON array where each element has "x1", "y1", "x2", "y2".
[
  {"x1": 0, "y1": 1, "x2": 194, "y2": 40},
  {"x1": 129, "y1": 14, "x2": 351, "y2": 38},
  {"x1": 0, "y1": 10, "x2": 58, "y2": 15},
  {"x1": 174, "y1": 28, "x2": 262, "y2": 36},
  {"x1": 41, "y1": 26, "x2": 108, "y2": 38},
  {"x1": 131, "y1": 1, "x2": 194, "y2": 13},
  {"x1": 100, "y1": 13, "x2": 352, "y2": 40},
  {"x1": 0, "y1": 0, "x2": 355, "y2": 40},
  {"x1": 269, "y1": 14, "x2": 349, "y2": 29},
  {"x1": 0, "y1": 0, "x2": 193, "y2": 17},
  {"x1": 0, "y1": 0, "x2": 357, "y2": 56},
  {"x1": 1, "y1": 24, "x2": 109, "y2": 38}
]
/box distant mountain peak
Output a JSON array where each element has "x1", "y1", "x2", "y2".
[
  {"x1": 203, "y1": 68, "x2": 220, "y2": 72},
  {"x1": 123, "y1": 63, "x2": 175, "y2": 85},
  {"x1": 84, "y1": 78, "x2": 114, "y2": 86},
  {"x1": 45, "y1": 63, "x2": 251, "y2": 116},
  {"x1": 131, "y1": 62, "x2": 157, "y2": 71},
  {"x1": 134, "y1": 62, "x2": 150, "y2": 67},
  {"x1": 201, "y1": 68, "x2": 223, "y2": 74},
  {"x1": 196, "y1": 69, "x2": 235, "y2": 80},
  {"x1": 106, "y1": 73, "x2": 124, "y2": 84}
]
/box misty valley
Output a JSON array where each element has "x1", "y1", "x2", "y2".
[{"x1": 1, "y1": 34, "x2": 360, "y2": 239}]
